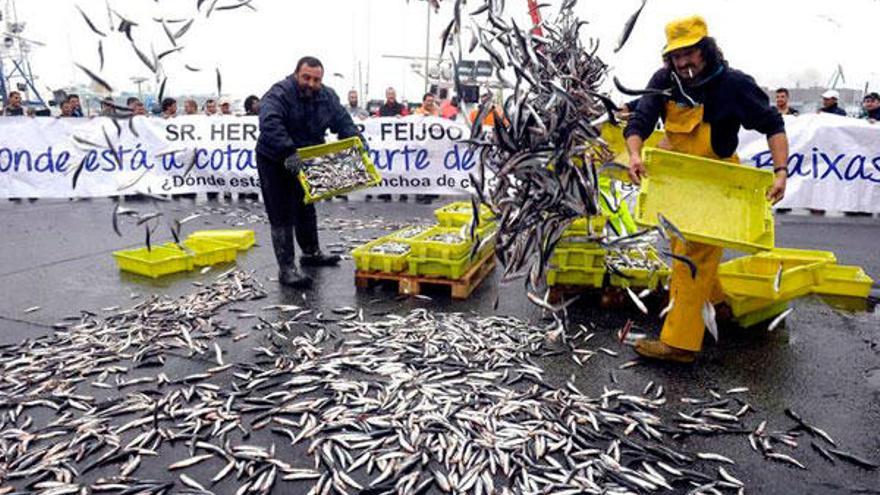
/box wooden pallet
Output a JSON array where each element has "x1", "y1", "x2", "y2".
[
  {"x1": 548, "y1": 284, "x2": 670, "y2": 307},
  {"x1": 355, "y1": 251, "x2": 496, "y2": 299},
  {"x1": 547, "y1": 284, "x2": 605, "y2": 304}
]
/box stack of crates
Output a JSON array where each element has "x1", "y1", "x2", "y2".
[
  {"x1": 548, "y1": 215, "x2": 607, "y2": 288},
  {"x1": 548, "y1": 242, "x2": 606, "y2": 287},
  {"x1": 720, "y1": 248, "x2": 874, "y2": 327},
  {"x1": 407, "y1": 224, "x2": 496, "y2": 279},
  {"x1": 352, "y1": 201, "x2": 498, "y2": 280},
  {"x1": 113, "y1": 229, "x2": 252, "y2": 278},
  {"x1": 409, "y1": 201, "x2": 497, "y2": 279},
  {"x1": 351, "y1": 225, "x2": 431, "y2": 274}
]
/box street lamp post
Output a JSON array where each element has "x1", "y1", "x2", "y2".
[
  {"x1": 423, "y1": 0, "x2": 431, "y2": 94},
  {"x1": 130, "y1": 77, "x2": 147, "y2": 100}
]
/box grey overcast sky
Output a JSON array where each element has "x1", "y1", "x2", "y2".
[{"x1": 7, "y1": 0, "x2": 878, "y2": 103}]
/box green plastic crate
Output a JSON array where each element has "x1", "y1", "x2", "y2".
[
  {"x1": 434, "y1": 201, "x2": 496, "y2": 227},
  {"x1": 189, "y1": 230, "x2": 255, "y2": 250},
  {"x1": 113, "y1": 246, "x2": 194, "y2": 278},
  {"x1": 164, "y1": 238, "x2": 237, "y2": 266},
  {"x1": 562, "y1": 215, "x2": 608, "y2": 241},
  {"x1": 812, "y1": 265, "x2": 874, "y2": 298},
  {"x1": 407, "y1": 243, "x2": 494, "y2": 279},
  {"x1": 410, "y1": 225, "x2": 495, "y2": 259},
  {"x1": 551, "y1": 245, "x2": 606, "y2": 269},
  {"x1": 719, "y1": 255, "x2": 825, "y2": 300},
  {"x1": 547, "y1": 266, "x2": 605, "y2": 287},
  {"x1": 296, "y1": 137, "x2": 381, "y2": 204},
  {"x1": 352, "y1": 239, "x2": 411, "y2": 273},
  {"x1": 635, "y1": 148, "x2": 775, "y2": 252},
  {"x1": 754, "y1": 248, "x2": 837, "y2": 265},
  {"x1": 735, "y1": 299, "x2": 791, "y2": 328}
]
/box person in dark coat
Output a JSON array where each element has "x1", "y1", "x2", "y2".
[
  {"x1": 817, "y1": 90, "x2": 847, "y2": 116},
  {"x1": 256, "y1": 56, "x2": 362, "y2": 288}
]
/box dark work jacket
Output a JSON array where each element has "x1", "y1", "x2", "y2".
[
  {"x1": 255, "y1": 77, "x2": 359, "y2": 162},
  {"x1": 378, "y1": 101, "x2": 407, "y2": 117},
  {"x1": 3, "y1": 106, "x2": 24, "y2": 116},
  {"x1": 624, "y1": 65, "x2": 785, "y2": 159},
  {"x1": 820, "y1": 105, "x2": 847, "y2": 117},
  {"x1": 864, "y1": 107, "x2": 880, "y2": 120}
]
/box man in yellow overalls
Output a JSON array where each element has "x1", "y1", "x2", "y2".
[{"x1": 624, "y1": 16, "x2": 789, "y2": 363}]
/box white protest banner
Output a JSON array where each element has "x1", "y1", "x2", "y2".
[
  {"x1": 0, "y1": 116, "x2": 476, "y2": 198},
  {"x1": 356, "y1": 116, "x2": 476, "y2": 195},
  {"x1": 737, "y1": 113, "x2": 880, "y2": 212},
  {"x1": 0, "y1": 116, "x2": 260, "y2": 198},
  {"x1": 6, "y1": 113, "x2": 878, "y2": 211}
]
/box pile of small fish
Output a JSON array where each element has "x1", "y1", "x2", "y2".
[
  {"x1": 182, "y1": 202, "x2": 269, "y2": 227},
  {"x1": 0, "y1": 270, "x2": 268, "y2": 493},
  {"x1": 606, "y1": 245, "x2": 667, "y2": 274},
  {"x1": 443, "y1": 1, "x2": 621, "y2": 305},
  {"x1": 428, "y1": 232, "x2": 466, "y2": 244},
  {"x1": 1, "y1": 271, "x2": 877, "y2": 494},
  {"x1": 302, "y1": 148, "x2": 373, "y2": 198},
  {"x1": 392, "y1": 225, "x2": 432, "y2": 239},
  {"x1": 369, "y1": 241, "x2": 411, "y2": 255}
]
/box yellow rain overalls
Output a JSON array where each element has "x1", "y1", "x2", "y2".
[{"x1": 658, "y1": 102, "x2": 735, "y2": 352}]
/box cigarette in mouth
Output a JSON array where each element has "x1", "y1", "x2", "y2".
[{"x1": 687, "y1": 68, "x2": 694, "y2": 78}]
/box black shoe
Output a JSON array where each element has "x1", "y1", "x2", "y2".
[
  {"x1": 300, "y1": 251, "x2": 342, "y2": 267},
  {"x1": 271, "y1": 226, "x2": 313, "y2": 288},
  {"x1": 279, "y1": 266, "x2": 312, "y2": 288}
]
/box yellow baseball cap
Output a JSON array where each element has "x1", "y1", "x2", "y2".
[{"x1": 663, "y1": 15, "x2": 708, "y2": 55}]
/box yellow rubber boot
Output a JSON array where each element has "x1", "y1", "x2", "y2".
[{"x1": 659, "y1": 239, "x2": 724, "y2": 352}]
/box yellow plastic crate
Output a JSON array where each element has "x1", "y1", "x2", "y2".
[
  {"x1": 607, "y1": 247, "x2": 670, "y2": 290},
  {"x1": 352, "y1": 239, "x2": 411, "y2": 273},
  {"x1": 599, "y1": 123, "x2": 665, "y2": 175},
  {"x1": 407, "y1": 243, "x2": 494, "y2": 279},
  {"x1": 564, "y1": 215, "x2": 608, "y2": 237},
  {"x1": 297, "y1": 137, "x2": 381, "y2": 204},
  {"x1": 551, "y1": 245, "x2": 606, "y2": 269},
  {"x1": 812, "y1": 265, "x2": 873, "y2": 298},
  {"x1": 434, "y1": 201, "x2": 496, "y2": 228},
  {"x1": 634, "y1": 148, "x2": 775, "y2": 252},
  {"x1": 410, "y1": 225, "x2": 494, "y2": 259},
  {"x1": 113, "y1": 246, "x2": 194, "y2": 278},
  {"x1": 719, "y1": 255, "x2": 823, "y2": 300},
  {"x1": 189, "y1": 230, "x2": 255, "y2": 250},
  {"x1": 754, "y1": 248, "x2": 837, "y2": 265},
  {"x1": 732, "y1": 298, "x2": 791, "y2": 328},
  {"x1": 726, "y1": 292, "x2": 786, "y2": 317},
  {"x1": 163, "y1": 238, "x2": 237, "y2": 266},
  {"x1": 547, "y1": 267, "x2": 605, "y2": 287}
]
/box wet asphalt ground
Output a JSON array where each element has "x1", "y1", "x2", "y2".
[{"x1": 0, "y1": 196, "x2": 878, "y2": 494}]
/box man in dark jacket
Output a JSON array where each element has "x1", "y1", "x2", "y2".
[
  {"x1": 256, "y1": 56, "x2": 361, "y2": 288},
  {"x1": 378, "y1": 87, "x2": 408, "y2": 117},
  {"x1": 860, "y1": 92, "x2": 880, "y2": 122},
  {"x1": 3, "y1": 91, "x2": 24, "y2": 116},
  {"x1": 818, "y1": 90, "x2": 847, "y2": 116}
]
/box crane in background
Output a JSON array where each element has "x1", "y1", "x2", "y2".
[{"x1": 0, "y1": 0, "x2": 46, "y2": 109}]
